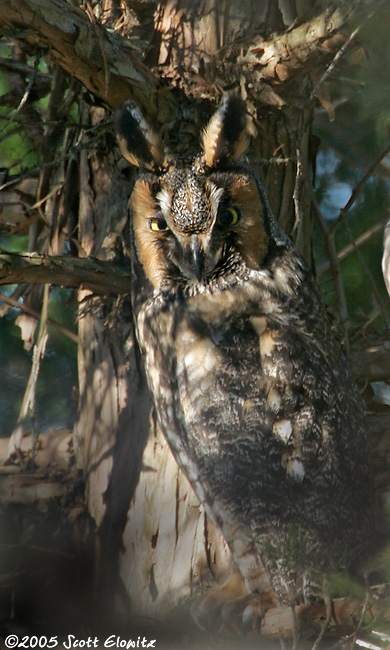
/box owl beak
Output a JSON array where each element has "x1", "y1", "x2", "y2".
[{"x1": 188, "y1": 234, "x2": 205, "y2": 282}]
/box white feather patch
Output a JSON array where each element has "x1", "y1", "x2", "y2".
[
  {"x1": 208, "y1": 182, "x2": 224, "y2": 219},
  {"x1": 156, "y1": 188, "x2": 172, "y2": 219}
]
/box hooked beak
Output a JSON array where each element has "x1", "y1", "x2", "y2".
[{"x1": 188, "y1": 234, "x2": 205, "y2": 282}]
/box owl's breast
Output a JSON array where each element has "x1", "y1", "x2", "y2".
[
  {"x1": 139, "y1": 279, "x2": 303, "y2": 485},
  {"x1": 135, "y1": 268, "x2": 373, "y2": 577}
]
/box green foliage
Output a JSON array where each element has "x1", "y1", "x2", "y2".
[
  {"x1": 327, "y1": 571, "x2": 366, "y2": 601},
  {"x1": 0, "y1": 117, "x2": 39, "y2": 174},
  {"x1": 0, "y1": 290, "x2": 77, "y2": 436},
  {"x1": 0, "y1": 46, "x2": 78, "y2": 437},
  {"x1": 0, "y1": 54, "x2": 40, "y2": 173}
]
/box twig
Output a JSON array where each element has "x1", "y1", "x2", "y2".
[
  {"x1": 311, "y1": 578, "x2": 333, "y2": 650},
  {"x1": 312, "y1": 196, "x2": 350, "y2": 355},
  {"x1": 278, "y1": 634, "x2": 287, "y2": 650},
  {"x1": 310, "y1": 26, "x2": 360, "y2": 102},
  {"x1": 330, "y1": 140, "x2": 390, "y2": 236},
  {"x1": 316, "y1": 139, "x2": 390, "y2": 330},
  {"x1": 291, "y1": 603, "x2": 298, "y2": 650},
  {"x1": 0, "y1": 126, "x2": 19, "y2": 145},
  {"x1": 7, "y1": 285, "x2": 50, "y2": 461},
  {"x1": 340, "y1": 212, "x2": 390, "y2": 328},
  {"x1": 0, "y1": 291, "x2": 78, "y2": 343},
  {"x1": 0, "y1": 49, "x2": 44, "y2": 138},
  {"x1": 23, "y1": 182, "x2": 65, "y2": 213},
  {"x1": 292, "y1": 148, "x2": 304, "y2": 242},
  {"x1": 329, "y1": 590, "x2": 370, "y2": 649},
  {"x1": 310, "y1": 0, "x2": 387, "y2": 103},
  {"x1": 252, "y1": 156, "x2": 298, "y2": 165},
  {"x1": 0, "y1": 125, "x2": 110, "y2": 192},
  {"x1": 317, "y1": 219, "x2": 387, "y2": 276}
]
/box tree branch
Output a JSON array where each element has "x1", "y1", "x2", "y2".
[
  {"x1": 0, "y1": 0, "x2": 372, "y2": 115},
  {"x1": 330, "y1": 139, "x2": 390, "y2": 236},
  {"x1": 0, "y1": 0, "x2": 158, "y2": 111},
  {"x1": 317, "y1": 219, "x2": 387, "y2": 276},
  {"x1": 0, "y1": 291, "x2": 78, "y2": 342},
  {"x1": 238, "y1": 5, "x2": 361, "y2": 97},
  {"x1": 312, "y1": 195, "x2": 350, "y2": 355},
  {"x1": 0, "y1": 252, "x2": 132, "y2": 295}
]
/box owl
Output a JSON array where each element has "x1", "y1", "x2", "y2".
[{"x1": 115, "y1": 96, "x2": 374, "y2": 614}]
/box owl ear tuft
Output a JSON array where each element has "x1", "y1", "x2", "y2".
[
  {"x1": 202, "y1": 95, "x2": 250, "y2": 169},
  {"x1": 115, "y1": 101, "x2": 165, "y2": 171}
]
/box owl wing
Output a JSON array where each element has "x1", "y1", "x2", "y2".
[{"x1": 169, "y1": 252, "x2": 372, "y2": 562}]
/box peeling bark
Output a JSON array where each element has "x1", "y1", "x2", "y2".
[
  {"x1": 0, "y1": 0, "x2": 364, "y2": 114},
  {"x1": 120, "y1": 420, "x2": 232, "y2": 619}
]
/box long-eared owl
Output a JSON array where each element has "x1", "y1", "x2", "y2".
[{"x1": 115, "y1": 96, "x2": 374, "y2": 607}]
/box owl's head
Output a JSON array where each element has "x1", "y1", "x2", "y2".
[{"x1": 116, "y1": 96, "x2": 276, "y2": 291}]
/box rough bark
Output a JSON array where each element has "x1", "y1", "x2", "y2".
[
  {"x1": 0, "y1": 252, "x2": 132, "y2": 294},
  {"x1": 0, "y1": 0, "x2": 158, "y2": 111},
  {"x1": 0, "y1": 0, "x2": 357, "y2": 112}
]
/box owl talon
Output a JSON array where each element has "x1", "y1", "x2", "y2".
[
  {"x1": 190, "y1": 571, "x2": 276, "y2": 636},
  {"x1": 190, "y1": 571, "x2": 247, "y2": 633},
  {"x1": 241, "y1": 593, "x2": 277, "y2": 634}
]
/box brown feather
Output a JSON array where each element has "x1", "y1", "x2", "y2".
[
  {"x1": 202, "y1": 96, "x2": 250, "y2": 168},
  {"x1": 229, "y1": 176, "x2": 268, "y2": 269},
  {"x1": 131, "y1": 180, "x2": 169, "y2": 288},
  {"x1": 115, "y1": 101, "x2": 165, "y2": 170}
]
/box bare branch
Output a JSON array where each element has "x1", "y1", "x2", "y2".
[
  {"x1": 292, "y1": 148, "x2": 304, "y2": 240},
  {"x1": 318, "y1": 219, "x2": 387, "y2": 276},
  {"x1": 312, "y1": 196, "x2": 350, "y2": 354},
  {"x1": 330, "y1": 140, "x2": 390, "y2": 235},
  {"x1": 0, "y1": 49, "x2": 44, "y2": 138},
  {"x1": 351, "y1": 335, "x2": 390, "y2": 382},
  {"x1": 311, "y1": 578, "x2": 332, "y2": 650},
  {"x1": 0, "y1": 291, "x2": 79, "y2": 343},
  {"x1": 7, "y1": 285, "x2": 50, "y2": 461},
  {"x1": 309, "y1": 25, "x2": 360, "y2": 102},
  {"x1": 334, "y1": 210, "x2": 390, "y2": 328},
  {"x1": 0, "y1": 429, "x2": 74, "y2": 503},
  {"x1": 0, "y1": 252, "x2": 132, "y2": 295}
]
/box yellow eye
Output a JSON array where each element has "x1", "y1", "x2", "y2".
[
  {"x1": 149, "y1": 217, "x2": 170, "y2": 232},
  {"x1": 217, "y1": 206, "x2": 241, "y2": 227}
]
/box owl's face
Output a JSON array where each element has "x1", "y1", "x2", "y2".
[
  {"x1": 115, "y1": 96, "x2": 273, "y2": 293},
  {"x1": 130, "y1": 165, "x2": 269, "y2": 290}
]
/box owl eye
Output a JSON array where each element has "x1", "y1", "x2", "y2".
[
  {"x1": 149, "y1": 217, "x2": 170, "y2": 232},
  {"x1": 217, "y1": 206, "x2": 241, "y2": 227}
]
